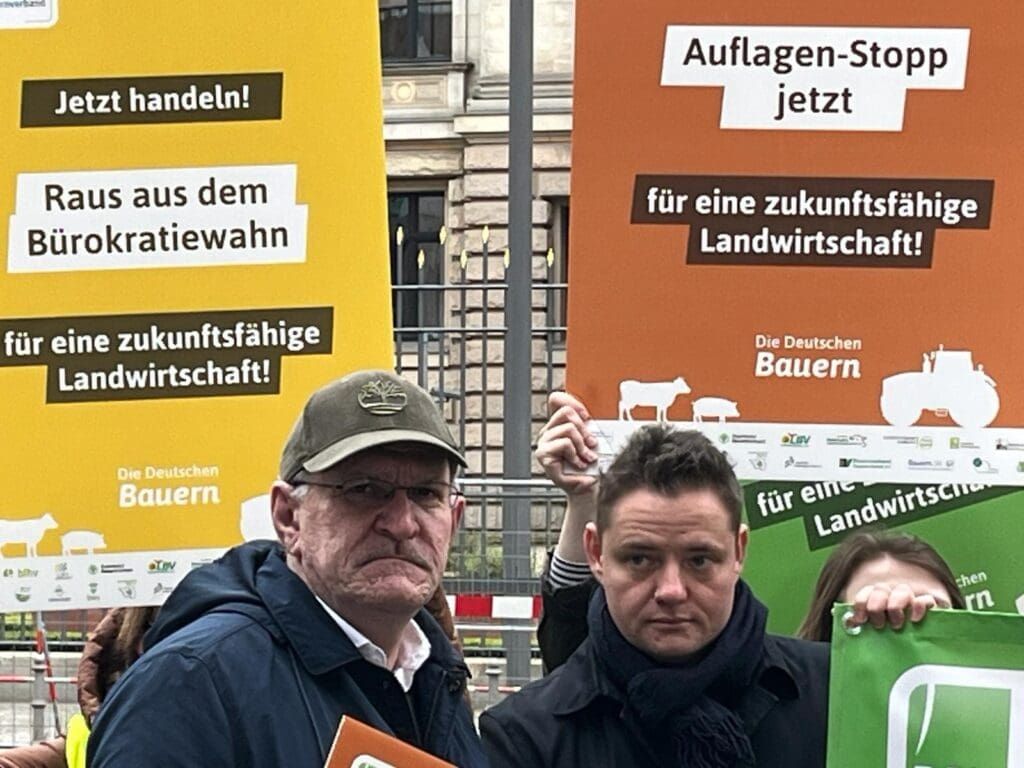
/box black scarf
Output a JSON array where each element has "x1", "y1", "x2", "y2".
[{"x1": 587, "y1": 580, "x2": 768, "y2": 768}]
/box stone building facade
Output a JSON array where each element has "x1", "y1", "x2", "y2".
[{"x1": 380, "y1": 0, "x2": 574, "y2": 481}]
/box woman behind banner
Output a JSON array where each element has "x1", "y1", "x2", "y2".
[{"x1": 795, "y1": 530, "x2": 966, "y2": 642}]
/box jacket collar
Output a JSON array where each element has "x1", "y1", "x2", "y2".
[
  {"x1": 758, "y1": 634, "x2": 801, "y2": 701},
  {"x1": 548, "y1": 633, "x2": 800, "y2": 718},
  {"x1": 549, "y1": 639, "x2": 625, "y2": 716},
  {"x1": 255, "y1": 549, "x2": 467, "y2": 678}
]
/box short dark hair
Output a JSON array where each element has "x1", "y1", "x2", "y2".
[
  {"x1": 596, "y1": 425, "x2": 743, "y2": 533},
  {"x1": 796, "y1": 530, "x2": 966, "y2": 642}
]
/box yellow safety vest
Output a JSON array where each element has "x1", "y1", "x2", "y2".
[{"x1": 64, "y1": 712, "x2": 90, "y2": 768}]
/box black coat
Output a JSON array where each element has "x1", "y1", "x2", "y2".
[
  {"x1": 88, "y1": 542, "x2": 487, "y2": 768},
  {"x1": 481, "y1": 631, "x2": 829, "y2": 768},
  {"x1": 536, "y1": 557, "x2": 598, "y2": 673},
  {"x1": 493, "y1": 555, "x2": 829, "y2": 767}
]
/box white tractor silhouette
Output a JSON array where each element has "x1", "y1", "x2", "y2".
[{"x1": 880, "y1": 346, "x2": 999, "y2": 428}]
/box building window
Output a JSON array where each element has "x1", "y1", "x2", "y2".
[
  {"x1": 379, "y1": 0, "x2": 452, "y2": 62},
  {"x1": 388, "y1": 190, "x2": 445, "y2": 341}
]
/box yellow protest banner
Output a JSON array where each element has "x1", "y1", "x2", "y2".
[{"x1": 0, "y1": 1, "x2": 393, "y2": 609}]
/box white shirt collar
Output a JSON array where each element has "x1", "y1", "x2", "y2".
[{"x1": 314, "y1": 596, "x2": 431, "y2": 692}]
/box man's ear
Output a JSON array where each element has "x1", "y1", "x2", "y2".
[
  {"x1": 449, "y1": 493, "x2": 465, "y2": 536},
  {"x1": 270, "y1": 481, "x2": 301, "y2": 554},
  {"x1": 583, "y1": 522, "x2": 604, "y2": 582},
  {"x1": 735, "y1": 523, "x2": 749, "y2": 573}
]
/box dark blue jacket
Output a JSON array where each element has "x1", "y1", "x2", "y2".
[
  {"x1": 88, "y1": 541, "x2": 487, "y2": 768},
  {"x1": 481, "y1": 631, "x2": 829, "y2": 768}
]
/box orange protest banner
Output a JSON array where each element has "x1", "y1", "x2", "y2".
[
  {"x1": 568, "y1": 2, "x2": 1024, "y2": 631},
  {"x1": 568, "y1": 2, "x2": 1024, "y2": 487}
]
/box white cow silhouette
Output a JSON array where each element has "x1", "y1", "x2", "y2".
[
  {"x1": 618, "y1": 377, "x2": 691, "y2": 422},
  {"x1": 0, "y1": 513, "x2": 58, "y2": 557}
]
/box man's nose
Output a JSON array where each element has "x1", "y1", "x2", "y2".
[
  {"x1": 653, "y1": 561, "x2": 689, "y2": 604},
  {"x1": 373, "y1": 490, "x2": 421, "y2": 540}
]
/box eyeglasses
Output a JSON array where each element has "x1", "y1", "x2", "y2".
[{"x1": 292, "y1": 475, "x2": 463, "y2": 512}]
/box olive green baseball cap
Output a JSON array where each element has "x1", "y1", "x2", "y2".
[{"x1": 279, "y1": 370, "x2": 466, "y2": 480}]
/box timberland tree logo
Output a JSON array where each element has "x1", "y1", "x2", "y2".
[
  {"x1": 886, "y1": 664, "x2": 1024, "y2": 767},
  {"x1": 357, "y1": 378, "x2": 407, "y2": 416}
]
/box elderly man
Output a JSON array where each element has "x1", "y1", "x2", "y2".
[{"x1": 89, "y1": 370, "x2": 487, "y2": 768}]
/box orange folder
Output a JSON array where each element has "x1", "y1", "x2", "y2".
[{"x1": 324, "y1": 715, "x2": 455, "y2": 768}]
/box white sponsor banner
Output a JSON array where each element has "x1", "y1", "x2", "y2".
[
  {"x1": 0, "y1": 547, "x2": 226, "y2": 612},
  {"x1": 584, "y1": 419, "x2": 1024, "y2": 486}
]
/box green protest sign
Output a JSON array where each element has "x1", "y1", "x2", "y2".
[
  {"x1": 740, "y1": 480, "x2": 1024, "y2": 633},
  {"x1": 827, "y1": 607, "x2": 1024, "y2": 767}
]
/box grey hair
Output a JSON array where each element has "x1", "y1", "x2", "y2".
[{"x1": 288, "y1": 482, "x2": 311, "y2": 501}]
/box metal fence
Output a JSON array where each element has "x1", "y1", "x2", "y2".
[
  {"x1": 394, "y1": 227, "x2": 569, "y2": 585},
  {"x1": 0, "y1": 650, "x2": 78, "y2": 748},
  {"x1": 0, "y1": 229, "x2": 568, "y2": 744},
  {"x1": 394, "y1": 227, "x2": 568, "y2": 683}
]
